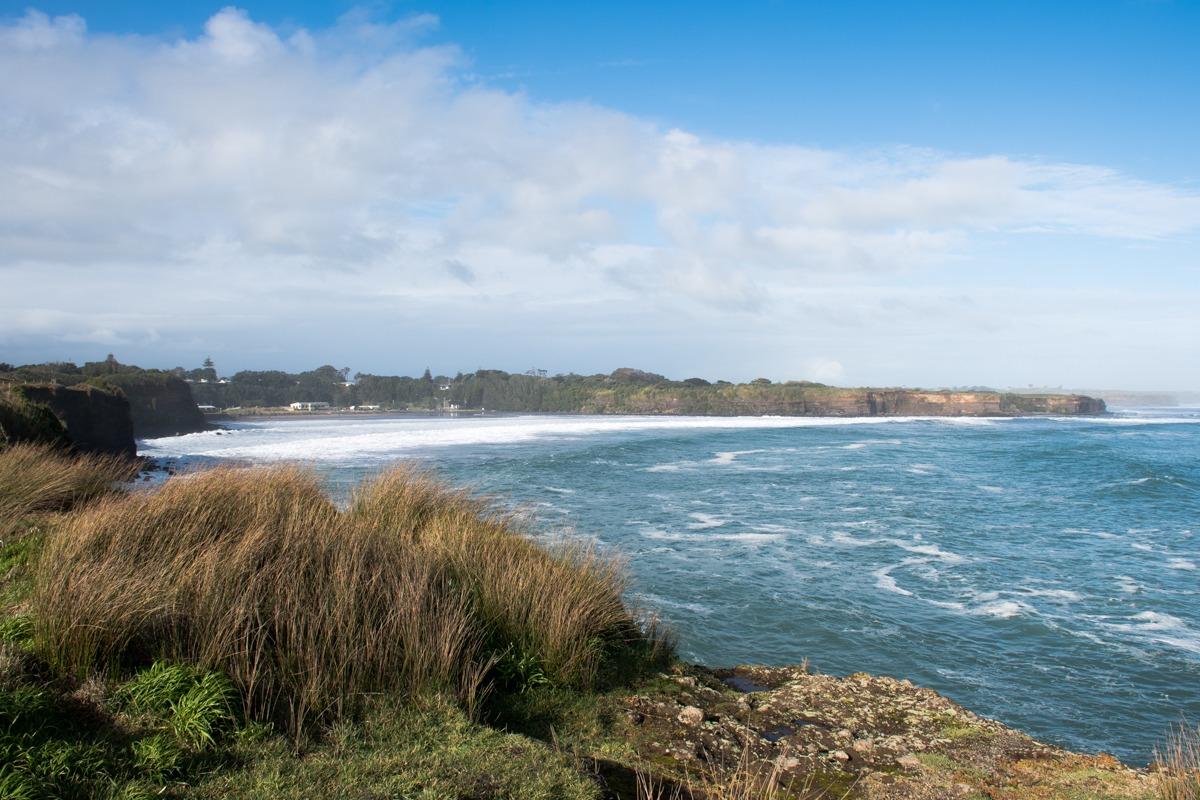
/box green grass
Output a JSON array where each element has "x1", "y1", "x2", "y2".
[
  {"x1": 181, "y1": 695, "x2": 601, "y2": 800},
  {"x1": 0, "y1": 658, "x2": 239, "y2": 800}
]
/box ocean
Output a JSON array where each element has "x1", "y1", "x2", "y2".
[{"x1": 140, "y1": 408, "x2": 1200, "y2": 764}]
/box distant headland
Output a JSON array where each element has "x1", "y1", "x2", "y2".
[{"x1": 0, "y1": 358, "x2": 1107, "y2": 453}]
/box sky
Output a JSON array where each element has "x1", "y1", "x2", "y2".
[{"x1": 1, "y1": 1, "x2": 1197, "y2": 388}]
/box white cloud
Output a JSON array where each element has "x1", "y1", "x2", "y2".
[{"x1": 0, "y1": 7, "x2": 1197, "y2": 386}]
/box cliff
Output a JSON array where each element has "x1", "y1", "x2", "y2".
[
  {"x1": 0, "y1": 386, "x2": 71, "y2": 450},
  {"x1": 447, "y1": 371, "x2": 1107, "y2": 417},
  {"x1": 4, "y1": 384, "x2": 136, "y2": 457},
  {"x1": 89, "y1": 373, "x2": 210, "y2": 438}
]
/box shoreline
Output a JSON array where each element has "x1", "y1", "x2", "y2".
[{"x1": 209, "y1": 407, "x2": 1116, "y2": 424}]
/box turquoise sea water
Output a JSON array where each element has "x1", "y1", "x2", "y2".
[{"x1": 141, "y1": 409, "x2": 1200, "y2": 763}]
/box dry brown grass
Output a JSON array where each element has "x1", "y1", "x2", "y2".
[
  {"x1": 351, "y1": 466, "x2": 640, "y2": 686},
  {"x1": 0, "y1": 442, "x2": 136, "y2": 533},
  {"x1": 32, "y1": 463, "x2": 658, "y2": 738},
  {"x1": 1156, "y1": 724, "x2": 1200, "y2": 800}
]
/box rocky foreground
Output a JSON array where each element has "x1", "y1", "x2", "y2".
[{"x1": 596, "y1": 664, "x2": 1154, "y2": 799}]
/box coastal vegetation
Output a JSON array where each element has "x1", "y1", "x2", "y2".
[{"x1": 1, "y1": 359, "x2": 1107, "y2": 420}]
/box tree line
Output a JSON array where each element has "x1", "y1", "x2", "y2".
[{"x1": 0, "y1": 357, "x2": 831, "y2": 414}]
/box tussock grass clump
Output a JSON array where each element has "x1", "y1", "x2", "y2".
[
  {"x1": 351, "y1": 467, "x2": 642, "y2": 687},
  {"x1": 33, "y1": 464, "x2": 661, "y2": 737},
  {"x1": 1157, "y1": 724, "x2": 1200, "y2": 800},
  {"x1": 0, "y1": 442, "x2": 136, "y2": 534}
]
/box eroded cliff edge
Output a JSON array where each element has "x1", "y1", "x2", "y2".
[{"x1": 597, "y1": 663, "x2": 1152, "y2": 799}]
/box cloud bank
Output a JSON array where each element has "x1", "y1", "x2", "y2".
[{"x1": 1, "y1": 8, "x2": 1197, "y2": 386}]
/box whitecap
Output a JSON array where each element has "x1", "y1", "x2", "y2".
[
  {"x1": 1108, "y1": 611, "x2": 1200, "y2": 655},
  {"x1": 974, "y1": 600, "x2": 1031, "y2": 619},
  {"x1": 1115, "y1": 576, "x2": 1141, "y2": 594},
  {"x1": 1167, "y1": 558, "x2": 1197, "y2": 570},
  {"x1": 1022, "y1": 588, "x2": 1082, "y2": 602},
  {"x1": 686, "y1": 512, "x2": 728, "y2": 530},
  {"x1": 709, "y1": 532, "x2": 784, "y2": 543},
  {"x1": 873, "y1": 564, "x2": 913, "y2": 596},
  {"x1": 707, "y1": 449, "x2": 766, "y2": 465},
  {"x1": 890, "y1": 540, "x2": 966, "y2": 563}
]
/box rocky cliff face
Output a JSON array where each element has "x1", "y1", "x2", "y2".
[
  {"x1": 91, "y1": 374, "x2": 210, "y2": 438},
  {"x1": 10, "y1": 384, "x2": 136, "y2": 457},
  {"x1": 576, "y1": 387, "x2": 1107, "y2": 417}
]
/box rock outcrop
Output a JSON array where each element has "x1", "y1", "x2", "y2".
[
  {"x1": 602, "y1": 664, "x2": 1152, "y2": 799},
  {"x1": 6, "y1": 384, "x2": 136, "y2": 457}
]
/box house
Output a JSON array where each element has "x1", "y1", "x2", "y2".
[
  {"x1": 197, "y1": 405, "x2": 218, "y2": 412},
  {"x1": 289, "y1": 401, "x2": 331, "y2": 411}
]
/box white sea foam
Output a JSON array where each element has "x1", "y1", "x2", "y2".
[
  {"x1": 831, "y1": 532, "x2": 880, "y2": 547},
  {"x1": 751, "y1": 523, "x2": 794, "y2": 534},
  {"x1": 1115, "y1": 576, "x2": 1142, "y2": 594},
  {"x1": 884, "y1": 538, "x2": 964, "y2": 562},
  {"x1": 142, "y1": 414, "x2": 991, "y2": 461},
  {"x1": 842, "y1": 438, "x2": 904, "y2": 450},
  {"x1": 1022, "y1": 588, "x2": 1082, "y2": 602},
  {"x1": 543, "y1": 486, "x2": 576, "y2": 494},
  {"x1": 708, "y1": 531, "x2": 785, "y2": 543},
  {"x1": 1108, "y1": 611, "x2": 1200, "y2": 655},
  {"x1": 1167, "y1": 558, "x2": 1197, "y2": 570},
  {"x1": 687, "y1": 512, "x2": 728, "y2": 529},
  {"x1": 873, "y1": 563, "x2": 913, "y2": 596},
  {"x1": 978, "y1": 485, "x2": 1006, "y2": 494},
  {"x1": 1064, "y1": 528, "x2": 1118, "y2": 539},
  {"x1": 708, "y1": 449, "x2": 766, "y2": 465},
  {"x1": 974, "y1": 600, "x2": 1032, "y2": 619}
]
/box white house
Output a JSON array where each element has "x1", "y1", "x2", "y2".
[{"x1": 289, "y1": 401, "x2": 331, "y2": 411}]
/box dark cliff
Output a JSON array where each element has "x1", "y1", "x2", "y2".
[
  {"x1": 5, "y1": 384, "x2": 136, "y2": 457},
  {"x1": 0, "y1": 387, "x2": 71, "y2": 450},
  {"x1": 90, "y1": 373, "x2": 210, "y2": 438}
]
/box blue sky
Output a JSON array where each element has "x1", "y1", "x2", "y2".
[
  {"x1": 17, "y1": 0, "x2": 1200, "y2": 175},
  {"x1": 1, "y1": 1, "x2": 1197, "y2": 387}
]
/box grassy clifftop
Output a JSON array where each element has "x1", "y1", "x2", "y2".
[{"x1": 444, "y1": 370, "x2": 1106, "y2": 417}]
